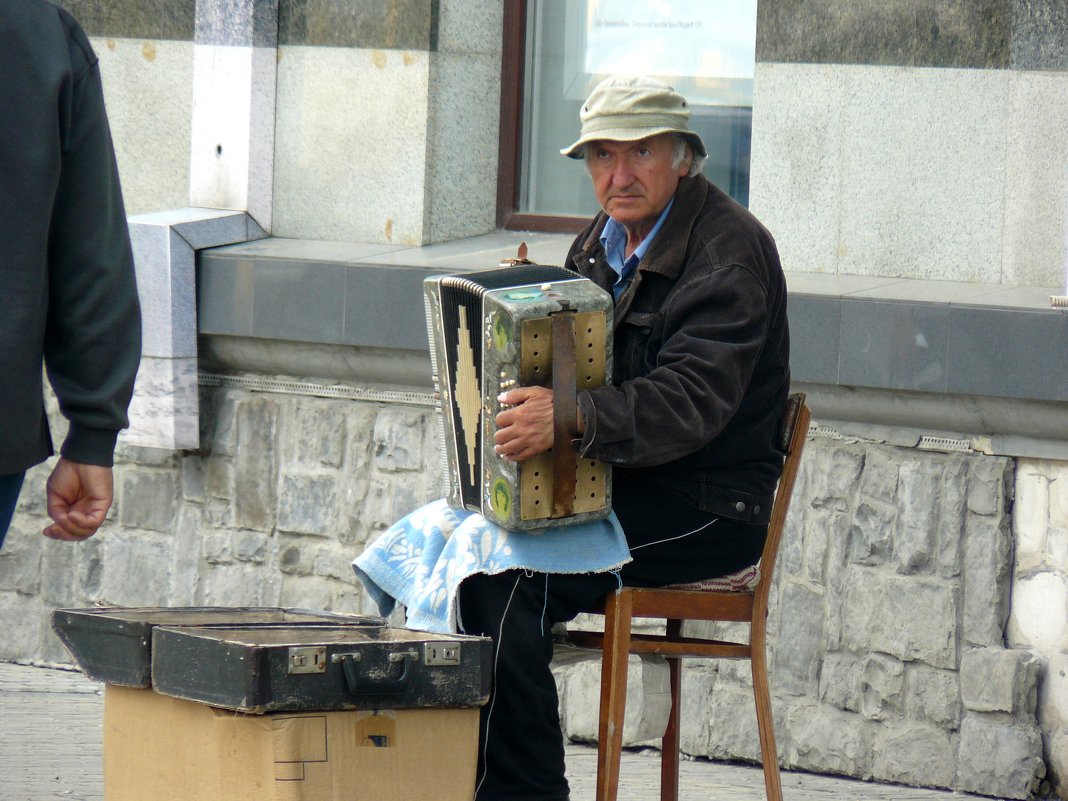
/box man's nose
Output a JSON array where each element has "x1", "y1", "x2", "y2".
[{"x1": 611, "y1": 159, "x2": 634, "y2": 186}]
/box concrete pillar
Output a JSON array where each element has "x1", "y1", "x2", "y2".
[{"x1": 188, "y1": 0, "x2": 278, "y2": 230}]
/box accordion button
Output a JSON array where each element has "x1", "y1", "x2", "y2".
[
  {"x1": 734, "y1": 502, "x2": 746, "y2": 513},
  {"x1": 754, "y1": 505, "x2": 761, "y2": 515},
  {"x1": 589, "y1": 257, "x2": 596, "y2": 263}
]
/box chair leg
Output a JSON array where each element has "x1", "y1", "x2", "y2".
[
  {"x1": 596, "y1": 590, "x2": 634, "y2": 801},
  {"x1": 660, "y1": 625, "x2": 682, "y2": 801},
  {"x1": 751, "y1": 622, "x2": 783, "y2": 801}
]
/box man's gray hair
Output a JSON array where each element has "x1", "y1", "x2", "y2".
[
  {"x1": 581, "y1": 133, "x2": 706, "y2": 177},
  {"x1": 671, "y1": 134, "x2": 705, "y2": 177}
]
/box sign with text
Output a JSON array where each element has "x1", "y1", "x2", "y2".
[{"x1": 583, "y1": 0, "x2": 757, "y2": 82}]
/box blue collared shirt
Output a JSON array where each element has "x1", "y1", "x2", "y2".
[{"x1": 599, "y1": 198, "x2": 674, "y2": 299}]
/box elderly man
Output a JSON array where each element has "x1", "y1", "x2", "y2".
[{"x1": 456, "y1": 75, "x2": 790, "y2": 801}]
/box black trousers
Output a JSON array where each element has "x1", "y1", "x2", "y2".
[{"x1": 457, "y1": 481, "x2": 766, "y2": 801}]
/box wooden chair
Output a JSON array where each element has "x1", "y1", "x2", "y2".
[{"x1": 567, "y1": 393, "x2": 810, "y2": 801}]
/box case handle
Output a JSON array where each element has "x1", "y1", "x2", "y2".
[{"x1": 335, "y1": 649, "x2": 417, "y2": 695}]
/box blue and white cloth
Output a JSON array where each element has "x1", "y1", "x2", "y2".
[{"x1": 352, "y1": 499, "x2": 632, "y2": 633}]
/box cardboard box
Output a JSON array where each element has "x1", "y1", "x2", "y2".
[{"x1": 103, "y1": 685, "x2": 480, "y2": 801}]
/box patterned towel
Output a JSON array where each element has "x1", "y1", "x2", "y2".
[{"x1": 352, "y1": 499, "x2": 632, "y2": 634}]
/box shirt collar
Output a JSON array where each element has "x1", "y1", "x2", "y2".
[{"x1": 599, "y1": 198, "x2": 674, "y2": 296}]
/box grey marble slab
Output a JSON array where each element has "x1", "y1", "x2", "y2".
[
  {"x1": 757, "y1": 0, "x2": 1011, "y2": 69},
  {"x1": 251, "y1": 257, "x2": 346, "y2": 343},
  {"x1": 839, "y1": 300, "x2": 950, "y2": 393},
  {"x1": 788, "y1": 295, "x2": 842, "y2": 385},
  {"x1": 947, "y1": 306, "x2": 1068, "y2": 401},
  {"x1": 278, "y1": 0, "x2": 438, "y2": 50},
  {"x1": 59, "y1": 0, "x2": 195, "y2": 41},
  {"x1": 195, "y1": 238, "x2": 1068, "y2": 404}
]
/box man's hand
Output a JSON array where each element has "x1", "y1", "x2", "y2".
[
  {"x1": 43, "y1": 458, "x2": 114, "y2": 541},
  {"x1": 494, "y1": 386, "x2": 556, "y2": 462}
]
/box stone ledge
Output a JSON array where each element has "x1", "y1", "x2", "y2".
[
  {"x1": 196, "y1": 234, "x2": 1068, "y2": 457},
  {"x1": 124, "y1": 208, "x2": 267, "y2": 451}
]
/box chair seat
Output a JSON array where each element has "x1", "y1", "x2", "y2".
[{"x1": 665, "y1": 562, "x2": 760, "y2": 593}]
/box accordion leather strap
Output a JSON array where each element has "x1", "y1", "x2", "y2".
[{"x1": 551, "y1": 310, "x2": 578, "y2": 518}]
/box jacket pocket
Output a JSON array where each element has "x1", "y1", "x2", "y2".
[{"x1": 617, "y1": 310, "x2": 661, "y2": 378}]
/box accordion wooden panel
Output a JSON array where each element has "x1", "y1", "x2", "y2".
[{"x1": 424, "y1": 264, "x2": 613, "y2": 530}]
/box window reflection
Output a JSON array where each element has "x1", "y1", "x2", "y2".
[{"x1": 519, "y1": 0, "x2": 757, "y2": 217}]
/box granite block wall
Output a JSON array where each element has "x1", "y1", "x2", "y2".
[
  {"x1": 0, "y1": 384, "x2": 441, "y2": 663},
  {"x1": 2, "y1": 384, "x2": 1064, "y2": 798},
  {"x1": 764, "y1": 438, "x2": 1045, "y2": 799},
  {"x1": 750, "y1": 0, "x2": 1068, "y2": 289},
  {"x1": 1013, "y1": 459, "x2": 1068, "y2": 800},
  {"x1": 272, "y1": 45, "x2": 432, "y2": 243},
  {"x1": 270, "y1": 0, "x2": 503, "y2": 244},
  {"x1": 556, "y1": 435, "x2": 1053, "y2": 800},
  {"x1": 189, "y1": 0, "x2": 279, "y2": 229},
  {"x1": 58, "y1": 0, "x2": 195, "y2": 216},
  {"x1": 93, "y1": 38, "x2": 195, "y2": 217},
  {"x1": 62, "y1": 0, "x2": 503, "y2": 244}
]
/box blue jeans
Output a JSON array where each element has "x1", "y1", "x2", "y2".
[{"x1": 0, "y1": 472, "x2": 26, "y2": 550}]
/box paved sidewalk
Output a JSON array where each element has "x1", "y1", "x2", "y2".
[{"x1": 1, "y1": 660, "x2": 992, "y2": 801}]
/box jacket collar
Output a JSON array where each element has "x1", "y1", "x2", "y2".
[{"x1": 576, "y1": 175, "x2": 710, "y2": 282}]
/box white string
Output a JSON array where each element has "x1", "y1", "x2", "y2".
[
  {"x1": 540, "y1": 572, "x2": 549, "y2": 637},
  {"x1": 628, "y1": 516, "x2": 720, "y2": 552},
  {"x1": 473, "y1": 572, "x2": 523, "y2": 799},
  {"x1": 472, "y1": 518, "x2": 718, "y2": 795}
]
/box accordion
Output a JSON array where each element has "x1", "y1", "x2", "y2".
[{"x1": 424, "y1": 264, "x2": 613, "y2": 530}]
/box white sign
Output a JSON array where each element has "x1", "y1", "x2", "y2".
[{"x1": 583, "y1": 0, "x2": 757, "y2": 81}]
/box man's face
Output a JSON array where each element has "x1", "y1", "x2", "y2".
[{"x1": 588, "y1": 134, "x2": 689, "y2": 236}]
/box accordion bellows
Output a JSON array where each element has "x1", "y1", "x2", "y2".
[{"x1": 424, "y1": 264, "x2": 613, "y2": 530}]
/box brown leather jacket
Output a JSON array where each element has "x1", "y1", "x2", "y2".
[{"x1": 570, "y1": 175, "x2": 790, "y2": 525}]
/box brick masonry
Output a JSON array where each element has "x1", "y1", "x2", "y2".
[{"x1": 0, "y1": 383, "x2": 1063, "y2": 799}]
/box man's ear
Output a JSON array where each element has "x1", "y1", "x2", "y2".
[{"x1": 677, "y1": 144, "x2": 693, "y2": 177}]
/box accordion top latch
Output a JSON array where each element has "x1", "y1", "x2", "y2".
[{"x1": 499, "y1": 242, "x2": 532, "y2": 268}]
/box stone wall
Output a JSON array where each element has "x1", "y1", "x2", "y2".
[
  {"x1": 1013, "y1": 460, "x2": 1068, "y2": 800},
  {"x1": 557, "y1": 436, "x2": 1051, "y2": 800},
  {"x1": 0, "y1": 382, "x2": 1061, "y2": 798},
  {"x1": 775, "y1": 438, "x2": 1044, "y2": 798},
  {"x1": 750, "y1": 1, "x2": 1068, "y2": 289},
  {"x1": 0, "y1": 382, "x2": 440, "y2": 662}
]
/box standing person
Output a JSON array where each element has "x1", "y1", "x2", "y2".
[
  {"x1": 0, "y1": 0, "x2": 141, "y2": 548},
  {"x1": 461, "y1": 75, "x2": 791, "y2": 800}
]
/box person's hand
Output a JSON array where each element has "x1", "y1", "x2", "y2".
[
  {"x1": 494, "y1": 386, "x2": 555, "y2": 462},
  {"x1": 43, "y1": 458, "x2": 114, "y2": 541}
]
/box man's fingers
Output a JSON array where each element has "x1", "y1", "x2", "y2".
[
  {"x1": 66, "y1": 500, "x2": 109, "y2": 528},
  {"x1": 493, "y1": 385, "x2": 556, "y2": 461},
  {"x1": 44, "y1": 500, "x2": 107, "y2": 539},
  {"x1": 501, "y1": 444, "x2": 544, "y2": 462},
  {"x1": 43, "y1": 524, "x2": 95, "y2": 541},
  {"x1": 42, "y1": 512, "x2": 98, "y2": 540},
  {"x1": 497, "y1": 387, "x2": 536, "y2": 406}
]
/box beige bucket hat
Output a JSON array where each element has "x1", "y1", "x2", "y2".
[{"x1": 560, "y1": 75, "x2": 707, "y2": 159}]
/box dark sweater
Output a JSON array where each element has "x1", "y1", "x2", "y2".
[{"x1": 0, "y1": 0, "x2": 141, "y2": 473}]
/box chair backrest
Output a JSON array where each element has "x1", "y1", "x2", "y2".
[{"x1": 751, "y1": 393, "x2": 810, "y2": 606}]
